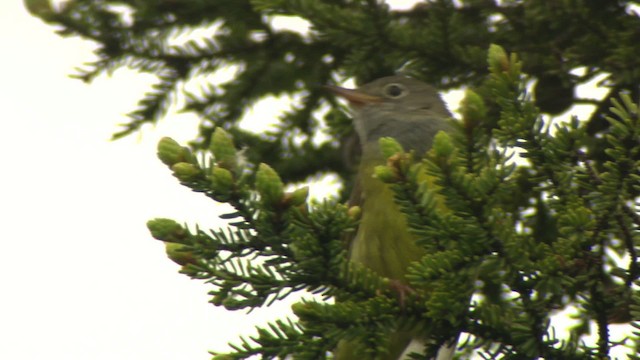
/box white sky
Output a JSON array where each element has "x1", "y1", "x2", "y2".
[
  {"x1": 1, "y1": 2, "x2": 302, "y2": 359},
  {"x1": 0, "y1": 1, "x2": 631, "y2": 359}
]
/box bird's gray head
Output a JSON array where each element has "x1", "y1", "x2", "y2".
[{"x1": 326, "y1": 75, "x2": 451, "y2": 152}]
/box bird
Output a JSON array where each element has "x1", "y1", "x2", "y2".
[{"x1": 325, "y1": 75, "x2": 455, "y2": 360}]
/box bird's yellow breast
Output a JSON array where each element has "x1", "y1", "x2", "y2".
[{"x1": 350, "y1": 144, "x2": 424, "y2": 280}]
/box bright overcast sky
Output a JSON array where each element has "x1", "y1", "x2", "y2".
[
  {"x1": 0, "y1": 1, "x2": 628, "y2": 359},
  {"x1": 1, "y1": 2, "x2": 298, "y2": 359}
]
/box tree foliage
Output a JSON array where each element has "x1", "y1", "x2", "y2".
[{"x1": 28, "y1": 0, "x2": 640, "y2": 358}]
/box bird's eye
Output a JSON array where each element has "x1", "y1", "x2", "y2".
[{"x1": 383, "y1": 83, "x2": 407, "y2": 98}]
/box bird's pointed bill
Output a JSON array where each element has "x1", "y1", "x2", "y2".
[{"x1": 324, "y1": 85, "x2": 382, "y2": 106}]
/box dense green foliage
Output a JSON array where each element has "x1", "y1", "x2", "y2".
[
  {"x1": 28, "y1": 0, "x2": 640, "y2": 358},
  {"x1": 26, "y1": 0, "x2": 640, "y2": 188}
]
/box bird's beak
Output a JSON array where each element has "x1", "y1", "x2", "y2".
[{"x1": 324, "y1": 85, "x2": 383, "y2": 106}]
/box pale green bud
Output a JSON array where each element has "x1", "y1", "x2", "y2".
[
  {"x1": 210, "y1": 167, "x2": 234, "y2": 193},
  {"x1": 171, "y1": 162, "x2": 201, "y2": 181},
  {"x1": 374, "y1": 165, "x2": 399, "y2": 183},
  {"x1": 157, "y1": 137, "x2": 192, "y2": 166},
  {"x1": 432, "y1": 131, "x2": 454, "y2": 158},
  {"x1": 210, "y1": 127, "x2": 238, "y2": 170},
  {"x1": 488, "y1": 44, "x2": 509, "y2": 73},
  {"x1": 165, "y1": 242, "x2": 196, "y2": 266},
  {"x1": 460, "y1": 89, "x2": 486, "y2": 127},
  {"x1": 255, "y1": 163, "x2": 284, "y2": 206},
  {"x1": 147, "y1": 218, "x2": 186, "y2": 243},
  {"x1": 379, "y1": 137, "x2": 404, "y2": 159},
  {"x1": 347, "y1": 206, "x2": 361, "y2": 220}
]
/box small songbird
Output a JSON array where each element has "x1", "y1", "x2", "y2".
[{"x1": 326, "y1": 75, "x2": 454, "y2": 360}]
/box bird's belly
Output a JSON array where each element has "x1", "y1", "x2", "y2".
[{"x1": 350, "y1": 185, "x2": 423, "y2": 280}]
